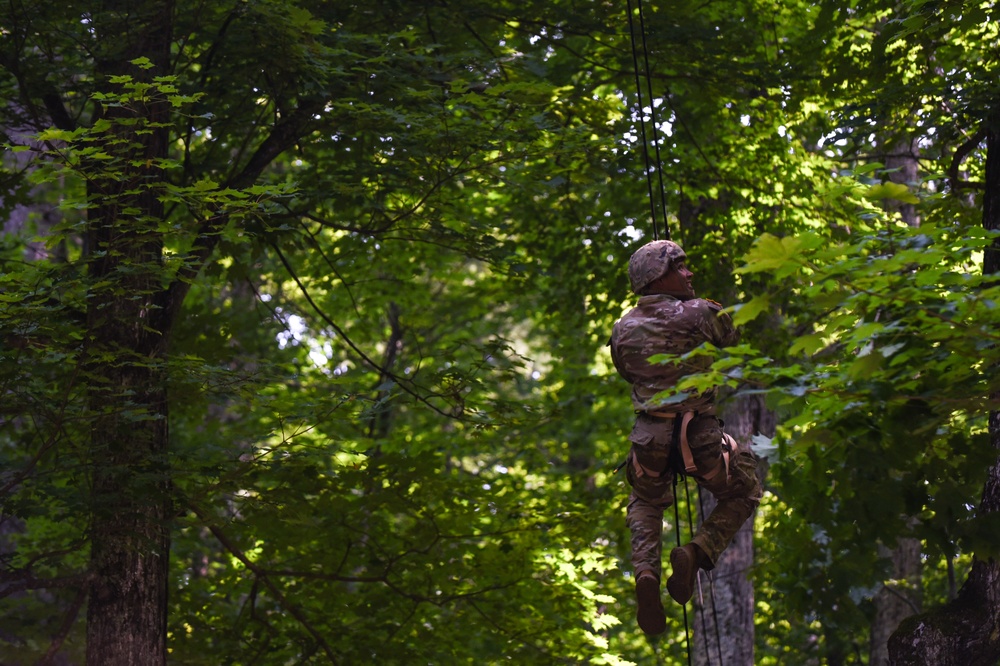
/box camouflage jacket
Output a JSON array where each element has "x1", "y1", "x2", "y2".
[{"x1": 610, "y1": 294, "x2": 739, "y2": 412}]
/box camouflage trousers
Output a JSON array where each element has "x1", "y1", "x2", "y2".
[{"x1": 625, "y1": 412, "x2": 761, "y2": 580}]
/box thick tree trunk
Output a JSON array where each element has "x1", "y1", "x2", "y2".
[
  {"x1": 887, "y1": 108, "x2": 1000, "y2": 666},
  {"x1": 690, "y1": 394, "x2": 772, "y2": 666},
  {"x1": 84, "y1": 2, "x2": 175, "y2": 663}
]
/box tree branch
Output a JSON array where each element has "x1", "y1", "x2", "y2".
[
  {"x1": 165, "y1": 97, "x2": 326, "y2": 327},
  {"x1": 269, "y1": 240, "x2": 473, "y2": 421},
  {"x1": 298, "y1": 219, "x2": 362, "y2": 317},
  {"x1": 38, "y1": 584, "x2": 87, "y2": 666},
  {"x1": 227, "y1": 99, "x2": 325, "y2": 191},
  {"x1": 0, "y1": 570, "x2": 91, "y2": 600},
  {"x1": 949, "y1": 127, "x2": 987, "y2": 194},
  {"x1": 882, "y1": 580, "x2": 922, "y2": 616},
  {"x1": 187, "y1": 501, "x2": 340, "y2": 664}
]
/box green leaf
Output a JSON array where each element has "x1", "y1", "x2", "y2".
[
  {"x1": 732, "y1": 294, "x2": 771, "y2": 326},
  {"x1": 737, "y1": 232, "x2": 822, "y2": 276},
  {"x1": 788, "y1": 333, "x2": 826, "y2": 357},
  {"x1": 865, "y1": 182, "x2": 920, "y2": 204},
  {"x1": 36, "y1": 128, "x2": 77, "y2": 142},
  {"x1": 854, "y1": 162, "x2": 885, "y2": 175},
  {"x1": 192, "y1": 178, "x2": 219, "y2": 191}
]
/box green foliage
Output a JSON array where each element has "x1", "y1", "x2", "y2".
[
  {"x1": 2, "y1": 0, "x2": 645, "y2": 662},
  {"x1": 690, "y1": 201, "x2": 1000, "y2": 660},
  {"x1": 4, "y1": 0, "x2": 1000, "y2": 663}
]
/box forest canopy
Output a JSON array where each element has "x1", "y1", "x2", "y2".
[{"x1": 2, "y1": 1, "x2": 1000, "y2": 664}]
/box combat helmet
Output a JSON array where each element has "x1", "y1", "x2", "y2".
[{"x1": 627, "y1": 240, "x2": 686, "y2": 294}]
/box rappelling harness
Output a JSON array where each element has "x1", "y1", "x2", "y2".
[{"x1": 623, "y1": 408, "x2": 736, "y2": 484}]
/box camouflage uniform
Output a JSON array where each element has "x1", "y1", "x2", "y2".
[{"x1": 610, "y1": 245, "x2": 761, "y2": 584}]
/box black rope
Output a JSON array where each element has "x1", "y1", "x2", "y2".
[
  {"x1": 696, "y1": 487, "x2": 726, "y2": 666},
  {"x1": 634, "y1": 0, "x2": 671, "y2": 240},
  {"x1": 672, "y1": 474, "x2": 692, "y2": 666},
  {"x1": 682, "y1": 477, "x2": 704, "y2": 665},
  {"x1": 625, "y1": 0, "x2": 661, "y2": 241}
]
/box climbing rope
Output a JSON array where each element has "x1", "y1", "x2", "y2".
[
  {"x1": 672, "y1": 475, "x2": 693, "y2": 666},
  {"x1": 686, "y1": 481, "x2": 726, "y2": 665},
  {"x1": 697, "y1": 488, "x2": 726, "y2": 665},
  {"x1": 625, "y1": 0, "x2": 669, "y2": 242}
]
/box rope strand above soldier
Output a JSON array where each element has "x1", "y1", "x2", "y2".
[{"x1": 610, "y1": 240, "x2": 763, "y2": 636}]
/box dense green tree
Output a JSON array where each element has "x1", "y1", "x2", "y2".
[
  {"x1": 0, "y1": 1, "x2": 635, "y2": 662},
  {"x1": 730, "y1": 2, "x2": 1000, "y2": 662},
  {"x1": 7, "y1": 0, "x2": 1000, "y2": 664}
]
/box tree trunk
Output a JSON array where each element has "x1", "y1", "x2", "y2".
[
  {"x1": 869, "y1": 139, "x2": 923, "y2": 666},
  {"x1": 690, "y1": 490, "x2": 754, "y2": 666},
  {"x1": 690, "y1": 393, "x2": 772, "y2": 666},
  {"x1": 882, "y1": 136, "x2": 921, "y2": 228},
  {"x1": 887, "y1": 108, "x2": 1000, "y2": 666},
  {"x1": 870, "y1": 537, "x2": 923, "y2": 666},
  {"x1": 84, "y1": 2, "x2": 175, "y2": 664}
]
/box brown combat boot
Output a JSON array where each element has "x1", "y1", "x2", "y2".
[
  {"x1": 635, "y1": 572, "x2": 666, "y2": 635},
  {"x1": 666, "y1": 543, "x2": 706, "y2": 605}
]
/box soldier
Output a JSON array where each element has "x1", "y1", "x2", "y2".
[{"x1": 610, "y1": 240, "x2": 762, "y2": 636}]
